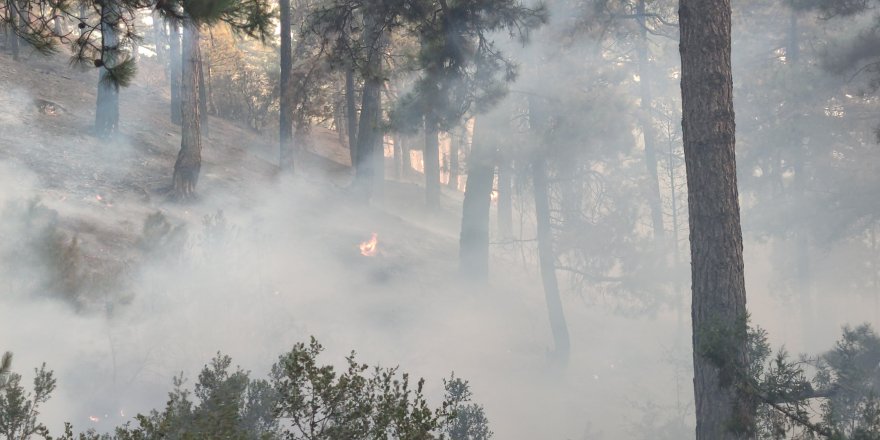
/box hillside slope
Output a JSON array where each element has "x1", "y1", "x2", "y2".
[{"x1": 0, "y1": 50, "x2": 688, "y2": 440}]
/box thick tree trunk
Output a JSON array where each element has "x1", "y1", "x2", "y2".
[
  {"x1": 532, "y1": 153, "x2": 570, "y2": 363},
  {"x1": 171, "y1": 22, "x2": 202, "y2": 199},
  {"x1": 448, "y1": 129, "x2": 460, "y2": 190},
  {"x1": 279, "y1": 0, "x2": 294, "y2": 172},
  {"x1": 198, "y1": 48, "x2": 208, "y2": 137},
  {"x1": 352, "y1": 15, "x2": 384, "y2": 200},
  {"x1": 459, "y1": 119, "x2": 493, "y2": 283},
  {"x1": 345, "y1": 66, "x2": 358, "y2": 166},
  {"x1": 424, "y1": 115, "x2": 440, "y2": 206},
  {"x1": 497, "y1": 156, "x2": 513, "y2": 238},
  {"x1": 679, "y1": 0, "x2": 753, "y2": 437},
  {"x1": 95, "y1": 3, "x2": 119, "y2": 138},
  {"x1": 637, "y1": 0, "x2": 665, "y2": 242},
  {"x1": 353, "y1": 81, "x2": 380, "y2": 198},
  {"x1": 169, "y1": 21, "x2": 182, "y2": 125}
]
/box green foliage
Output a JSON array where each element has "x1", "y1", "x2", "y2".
[
  {"x1": 739, "y1": 324, "x2": 880, "y2": 439},
  {"x1": 0, "y1": 353, "x2": 11, "y2": 393},
  {"x1": 271, "y1": 337, "x2": 451, "y2": 439},
  {"x1": 98, "y1": 57, "x2": 138, "y2": 90},
  {"x1": 0, "y1": 363, "x2": 57, "y2": 439},
  {"x1": 441, "y1": 375, "x2": 492, "y2": 440},
  {"x1": 0, "y1": 340, "x2": 487, "y2": 440}
]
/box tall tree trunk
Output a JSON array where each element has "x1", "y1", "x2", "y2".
[
  {"x1": 424, "y1": 115, "x2": 440, "y2": 206},
  {"x1": 392, "y1": 134, "x2": 402, "y2": 180},
  {"x1": 532, "y1": 152, "x2": 570, "y2": 363},
  {"x1": 152, "y1": 11, "x2": 166, "y2": 71},
  {"x1": 279, "y1": 0, "x2": 294, "y2": 172},
  {"x1": 345, "y1": 66, "x2": 358, "y2": 166},
  {"x1": 353, "y1": 15, "x2": 382, "y2": 201},
  {"x1": 459, "y1": 118, "x2": 493, "y2": 283},
  {"x1": 637, "y1": 0, "x2": 665, "y2": 242},
  {"x1": 679, "y1": 0, "x2": 754, "y2": 437},
  {"x1": 401, "y1": 135, "x2": 411, "y2": 176},
  {"x1": 198, "y1": 48, "x2": 208, "y2": 136},
  {"x1": 448, "y1": 129, "x2": 460, "y2": 190},
  {"x1": 172, "y1": 22, "x2": 202, "y2": 199},
  {"x1": 169, "y1": 21, "x2": 182, "y2": 125},
  {"x1": 497, "y1": 155, "x2": 513, "y2": 238},
  {"x1": 373, "y1": 132, "x2": 385, "y2": 201},
  {"x1": 8, "y1": 0, "x2": 19, "y2": 60},
  {"x1": 95, "y1": 2, "x2": 119, "y2": 138}
]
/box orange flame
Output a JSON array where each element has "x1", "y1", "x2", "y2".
[{"x1": 359, "y1": 233, "x2": 379, "y2": 257}]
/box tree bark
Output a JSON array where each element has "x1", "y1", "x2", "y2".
[
  {"x1": 198, "y1": 46, "x2": 208, "y2": 137},
  {"x1": 152, "y1": 11, "x2": 166, "y2": 72},
  {"x1": 352, "y1": 14, "x2": 383, "y2": 200},
  {"x1": 8, "y1": 0, "x2": 20, "y2": 60},
  {"x1": 679, "y1": 0, "x2": 753, "y2": 437},
  {"x1": 279, "y1": 0, "x2": 294, "y2": 172},
  {"x1": 401, "y1": 135, "x2": 411, "y2": 175},
  {"x1": 448, "y1": 128, "x2": 460, "y2": 190},
  {"x1": 532, "y1": 152, "x2": 570, "y2": 363},
  {"x1": 169, "y1": 21, "x2": 182, "y2": 125},
  {"x1": 95, "y1": 1, "x2": 119, "y2": 138},
  {"x1": 637, "y1": 0, "x2": 665, "y2": 242},
  {"x1": 171, "y1": 22, "x2": 202, "y2": 199},
  {"x1": 392, "y1": 134, "x2": 402, "y2": 180},
  {"x1": 497, "y1": 155, "x2": 513, "y2": 238},
  {"x1": 459, "y1": 118, "x2": 493, "y2": 283},
  {"x1": 345, "y1": 66, "x2": 358, "y2": 166},
  {"x1": 424, "y1": 115, "x2": 440, "y2": 206}
]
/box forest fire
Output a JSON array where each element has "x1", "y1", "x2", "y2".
[{"x1": 359, "y1": 233, "x2": 379, "y2": 257}]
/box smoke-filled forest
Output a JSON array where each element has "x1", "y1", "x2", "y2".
[{"x1": 2, "y1": 0, "x2": 880, "y2": 438}]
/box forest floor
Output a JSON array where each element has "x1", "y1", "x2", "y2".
[{"x1": 0, "y1": 50, "x2": 694, "y2": 440}]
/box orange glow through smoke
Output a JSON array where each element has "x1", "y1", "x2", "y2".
[{"x1": 359, "y1": 233, "x2": 379, "y2": 257}]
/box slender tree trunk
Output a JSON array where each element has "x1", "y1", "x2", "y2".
[
  {"x1": 401, "y1": 135, "x2": 411, "y2": 176},
  {"x1": 459, "y1": 118, "x2": 493, "y2": 283},
  {"x1": 152, "y1": 11, "x2": 166, "y2": 71},
  {"x1": 169, "y1": 21, "x2": 182, "y2": 125},
  {"x1": 171, "y1": 22, "x2": 202, "y2": 199},
  {"x1": 8, "y1": 0, "x2": 19, "y2": 59},
  {"x1": 346, "y1": 66, "x2": 358, "y2": 166},
  {"x1": 532, "y1": 152, "x2": 570, "y2": 363},
  {"x1": 53, "y1": 12, "x2": 62, "y2": 36},
  {"x1": 95, "y1": 2, "x2": 119, "y2": 138},
  {"x1": 392, "y1": 134, "x2": 402, "y2": 180},
  {"x1": 448, "y1": 128, "x2": 460, "y2": 190},
  {"x1": 279, "y1": 0, "x2": 294, "y2": 172},
  {"x1": 680, "y1": 0, "x2": 753, "y2": 437},
  {"x1": 637, "y1": 0, "x2": 665, "y2": 242},
  {"x1": 668, "y1": 137, "x2": 685, "y2": 337},
  {"x1": 497, "y1": 155, "x2": 513, "y2": 238},
  {"x1": 424, "y1": 115, "x2": 441, "y2": 206}
]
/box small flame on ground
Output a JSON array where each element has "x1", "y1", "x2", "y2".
[
  {"x1": 359, "y1": 233, "x2": 379, "y2": 257},
  {"x1": 89, "y1": 416, "x2": 100, "y2": 423}
]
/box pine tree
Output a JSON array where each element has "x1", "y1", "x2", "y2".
[
  {"x1": 679, "y1": 0, "x2": 754, "y2": 437},
  {"x1": 279, "y1": 0, "x2": 294, "y2": 172}
]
